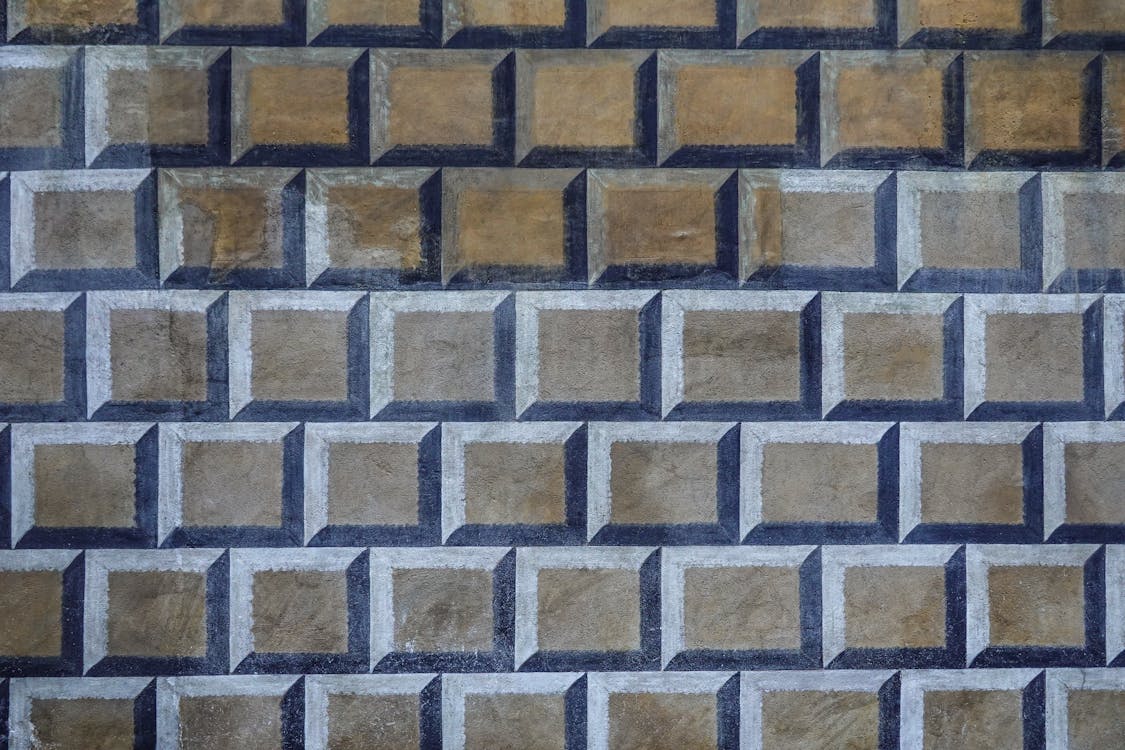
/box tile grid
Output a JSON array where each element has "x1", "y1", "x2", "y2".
[{"x1": 2, "y1": 0, "x2": 1125, "y2": 748}]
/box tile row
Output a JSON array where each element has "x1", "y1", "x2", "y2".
[
  {"x1": 3, "y1": 291, "x2": 1125, "y2": 422},
  {"x1": 4, "y1": 420, "x2": 1125, "y2": 548},
  {"x1": 3, "y1": 0, "x2": 1124, "y2": 49},
  {"x1": 3, "y1": 669, "x2": 1122, "y2": 749},
  {"x1": 1, "y1": 545, "x2": 1124, "y2": 674},
  {"x1": 4, "y1": 169, "x2": 1125, "y2": 292},
  {"x1": 5, "y1": 48, "x2": 1125, "y2": 170}
]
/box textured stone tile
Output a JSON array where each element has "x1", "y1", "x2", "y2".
[
  {"x1": 304, "y1": 674, "x2": 433, "y2": 750},
  {"x1": 588, "y1": 673, "x2": 732, "y2": 750},
  {"x1": 1042, "y1": 173, "x2": 1125, "y2": 291},
  {"x1": 0, "y1": 48, "x2": 82, "y2": 168},
  {"x1": 443, "y1": 0, "x2": 573, "y2": 44},
  {"x1": 0, "y1": 551, "x2": 77, "y2": 661},
  {"x1": 0, "y1": 293, "x2": 77, "y2": 410},
  {"x1": 898, "y1": 0, "x2": 1028, "y2": 43},
  {"x1": 1043, "y1": 424, "x2": 1125, "y2": 537},
  {"x1": 159, "y1": 0, "x2": 298, "y2": 43},
  {"x1": 158, "y1": 676, "x2": 298, "y2": 750},
  {"x1": 1047, "y1": 670, "x2": 1125, "y2": 750},
  {"x1": 444, "y1": 674, "x2": 578, "y2": 750},
  {"x1": 900, "y1": 670, "x2": 1036, "y2": 750},
  {"x1": 7, "y1": 678, "x2": 152, "y2": 750},
  {"x1": 1044, "y1": 0, "x2": 1125, "y2": 44},
  {"x1": 739, "y1": 0, "x2": 889, "y2": 45}
]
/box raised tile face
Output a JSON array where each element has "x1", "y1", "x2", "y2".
[
  {"x1": 922, "y1": 689, "x2": 1023, "y2": 750},
  {"x1": 1066, "y1": 689, "x2": 1125, "y2": 750},
  {"x1": 0, "y1": 309, "x2": 66, "y2": 404},
  {"x1": 180, "y1": 440, "x2": 284, "y2": 527},
  {"x1": 19, "y1": 0, "x2": 137, "y2": 28},
  {"x1": 463, "y1": 693, "x2": 567, "y2": 750},
  {"x1": 595, "y1": 0, "x2": 716, "y2": 30},
  {"x1": 609, "y1": 441, "x2": 717, "y2": 524},
  {"x1": 392, "y1": 568, "x2": 494, "y2": 652},
  {"x1": 842, "y1": 312, "x2": 944, "y2": 401},
  {"x1": 452, "y1": 0, "x2": 566, "y2": 27},
  {"x1": 325, "y1": 0, "x2": 422, "y2": 26},
  {"x1": 393, "y1": 310, "x2": 496, "y2": 402},
  {"x1": 166, "y1": 0, "x2": 287, "y2": 27},
  {"x1": 0, "y1": 569, "x2": 63, "y2": 657},
  {"x1": 323, "y1": 184, "x2": 423, "y2": 270},
  {"x1": 31, "y1": 189, "x2": 137, "y2": 270},
  {"x1": 984, "y1": 313, "x2": 1085, "y2": 403},
  {"x1": 536, "y1": 308, "x2": 639, "y2": 403},
  {"x1": 325, "y1": 692, "x2": 421, "y2": 750},
  {"x1": 109, "y1": 308, "x2": 209, "y2": 402},
  {"x1": 760, "y1": 690, "x2": 880, "y2": 748},
  {"x1": 34, "y1": 443, "x2": 136, "y2": 528},
  {"x1": 607, "y1": 692, "x2": 717, "y2": 750},
  {"x1": 105, "y1": 67, "x2": 209, "y2": 146},
  {"x1": 327, "y1": 442, "x2": 420, "y2": 526},
  {"x1": 682, "y1": 565, "x2": 801, "y2": 650},
  {"x1": 250, "y1": 309, "x2": 350, "y2": 403},
  {"x1": 920, "y1": 443, "x2": 1024, "y2": 525},
  {"x1": 749, "y1": 0, "x2": 878, "y2": 29},
  {"x1": 106, "y1": 570, "x2": 208, "y2": 657},
  {"x1": 178, "y1": 694, "x2": 284, "y2": 750},
  {"x1": 761, "y1": 442, "x2": 878, "y2": 523},
  {"x1": 1045, "y1": 0, "x2": 1125, "y2": 36},
  {"x1": 917, "y1": 189, "x2": 1022, "y2": 271},
  {"x1": 463, "y1": 441, "x2": 567, "y2": 525},
  {"x1": 1059, "y1": 191, "x2": 1125, "y2": 271},
  {"x1": 682, "y1": 310, "x2": 802, "y2": 402},
  {"x1": 1064, "y1": 441, "x2": 1125, "y2": 525},
  {"x1": 27, "y1": 698, "x2": 135, "y2": 750},
  {"x1": 844, "y1": 565, "x2": 947, "y2": 648},
  {"x1": 252, "y1": 569, "x2": 349, "y2": 653},
  {"x1": 987, "y1": 565, "x2": 1086, "y2": 646},
  {"x1": 0, "y1": 57, "x2": 67, "y2": 149},
  {"x1": 537, "y1": 567, "x2": 639, "y2": 651}
]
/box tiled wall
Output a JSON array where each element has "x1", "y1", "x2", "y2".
[{"x1": 2, "y1": 0, "x2": 1125, "y2": 748}]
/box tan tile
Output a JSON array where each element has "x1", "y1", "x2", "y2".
[
  {"x1": 23, "y1": 0, "x2": 137, "y2": 27},
  {"x1": 536, "y1": 308, "x2": 639, "y2": 402},
  {"x1": 105, "y1": 67, "x2": 210, "y2": 146},
  {"x1": 776, "y1": 189, "x2": 876, "y2": 268},
  {"x1": 923, "y1": 689, "x2": 1023, "y2": 750},
  {"x1": 250, "y1": 309, "x2": 350, "y2": 402},
  {"x1": 0, "y1": 569, "x2": 63, "y2": 657},
  {"x1": 537, "y1": 568, "x2": 639, "y2": 651},
  {"x1": 392, "y1": 568, "x2": 494, "y2": 652},
  {"x1": 327, "y1": 442, "x2": 420, "y2": 526},
  {"x1": 843, "y1": 312, "x2": 945, "y2": 401},
  {"x1": 326, "y1": 0, "x2": 421, "y2": 26},
  {"x1": 525, "y1": 57, "x2": 639, "y2": 150},
  {"x1": 33, "y1": 191, "x2": 137, "y2": 270},
  {"x1": 173, "y1": 0, "x2": 286, "y2": 27},
  {"x1": 393, "y1": 310, "x2": 496, "y2": 402},
  {"x1": 28, "y1": 698, "x2": 135, "y2": 750},
  {"x1": 608, "y1": 692, "x2": 717, "y2": 750},
  {"x1": 1046, "y1": 0, "x2": 1125, "y2": 34},
  {"x1": 988, "y1": 564, "x2": 1086, "y2": 647},
  {"x1": 907, "y1": 0, "x2": 1024, "y2": 31},
  {"x1": 326, "y1": 692, "x2": 421, "y2": 750},
  {"x1": 178, "y1": 185, "x2": 283, "y2": 272},
  {"x1": 918, "y1": 189, "x2": 1022, "y2": 270},
  {"x1": 0, "y1": 310, "x2": 66, "y2": 404},
  {"x1": 463, "y1": 693, "x2": 567, "y2": 750},
  {"x1": 34, "y1": 443, "x2": 136, "y2": 528},
  {"x1": 761, "y1": 442, "x2": 878, "y2": 523},
  {"x1": 760, "y1": 690, "x2": 880, "y2": 748},
  {"x1": 1060, "y1": 191, "x2": 1125, "y2": 270},
  {"x1": 386, "y1": 64, "x2": 497, "y2": 147},
  {"x1": 252, "y1": 570, "x2": 349, "y2": 653},
  {"x1": 671, "y1": 63, "x2": 796, "y2": 149},
  {"x1": 1066, "y1": 690, "x2": 1125, "y2": 750},
  {"x1": 601, "y1": 184, "x2": 718, "y2": 267},
  {"x1": 454, "y1": 0, "x2": 566, "y2": 27},
  {"x1": 845, "y1": 566, "x2": 947, "y2": 648},
  {"x1": 106, "y1": 570, "x2": 208, "y2": 657},
  {"x1": 609, "y1": 441, "x2": 717, "y2": 525},
  {"x1": 751, "y1": 0, "x2": 877, "y2": 29},
  {"x1": 682, "y1": 310, "x2": 802, "y2": 402},
  {"x1": 0, "y1": 67, "x2": 64, "y2": 148},
  {"x1": 984, "y1": 313, "x2": 1085, "y2": 403},
  {"x1": 325, "y1": 185, "x2": 423, "y2": 270},
  {"x1": 1064, "y1": 442, "x2": 1125, "y2": 525},
  {"x1": 597, "y1": 0, "x2": 716, "y2": 29},
  {"x1": 463, "y1": 441, "x2": 567, "y2": 525},
  {"x1": 246, "y1": 65, "x2": 350, "y2": 148},
  {"x1": 110, "y1": 309, "x2": 209, "y2": 403},
  {"x1": 180, "y1": 440, "x2": 284, "y2": 527},
  {"x1": 178, "y1": 694, "x2": 283, "y2": 750},
  {"x1": 920, "y1": 442, "x2": 1024, "y2": 525},
  {"x1": 683, "y1": 565, "x2": 801, "y2": 650}
]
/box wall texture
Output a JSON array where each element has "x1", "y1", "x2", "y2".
[{"x1": 1, "y1": 0, "x2": 1125, "y2": 748}]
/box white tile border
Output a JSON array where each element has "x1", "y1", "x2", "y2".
[
  {"x1": 1042, "y1": 423, "x2": 1125, "y2": 537},
  {"x1": 156, "y1": 675, "x2": 300, "y2": 749},
  {"x1": 899, "y1": 668, "x2": 1041, "y2": 750},
  {"x1": 442, "y1": 672, "x2": 581, "y2": 750},
  {"x1": 7, "y1": 677, "x2": 153, "y2": 750},
  {"x1": 1107, "y1": 545, "x2": 1125, "y2": 666},
  {"x1": 1104, "y1": 295, "x2": 1125, "y2": 418},
  {"x1": 1041, "y1": 173, "x2": 1125, "y2": 289},
  {"x1": 1045, "y1": 667, "x2": 1125, "y2": 749},
  {"x1": 304, "y1": 674, "x2": 437, "y2": 750}
]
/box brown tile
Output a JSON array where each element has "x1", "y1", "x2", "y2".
[
  {"x1": 1064, "y1": 441, "x2": 1125, "y2": 525},
  {"x1": 920, "y1": 442, "x2": 1024, "y2": 525},
  {"x1": 1046, "y1": 0, "x2": 1125, "y2": 35},
  {"x1": 34, "y1": 443, "x2": 136, "y2": 528},
  {"x1": 843, "y1": 312, "x2": 945, "y2": 401},
  {"x1": 761, "y1": 442, "x2": 878, "y2": 523},
  {"x1": 392, "y1": 568, "x2": 494, "y2": 652},
  {"x1": 1066, "y1": 689, "x2": 1125, "y2": 750},
  {"x1": 608, "y1": 692, "x2": 717, "y2": 750},
  {"x1": 245, "y1": 65, "x2": 350, "y2": 148},
  {"x1": 106, "y1": 570, "x2": 208, "y2": 658},
  {"x1": 28, "y1": 698, "x2": 135, "y2": 750},
  {"x1": 537, "y1": 568, "x2": 639, "y2": 651},
  {"x1": 463, "y1": 693, "x2": 567, "y2": 750},
  {"x1": 595, "y1": 0, "x2": 716, "y2": 30},
  {"x1": 923, "y1": 689, "x2": 1023, "y2": 750},
  {"x1": 393, "y1": 310, "x2": 496, "y2": 402},
  {"x1": 463, "y1": 441, "x2": 567, "y2": 526},
  {"x1": 250, "y1": 309, "x2": 350, "y2": 402},
  {"x1": 1060, "y1": 191, "x2": 1125, "y2": 270},
  {"x1": 326, "y1": 0, "x2": 421, "y2": 26},
  {"x1": 609, "y1": 441, "x2": 717, "y2": 525},
  {"x1": 451, "y1": 0, "x2": 566, "y2": 27},
  {"x1": 252, "y1": 569, "x2": 349, "y2": 653},
  {"x1": 0, "y1": 309, "x2": 66, "y2": 404},
  {"x1": 844, "y1": 565, "x2": 947, "y2": 648},
  {"x1": 1103, "y1": 56, "x2": 1125, "y2": 165},
  {"x1": 966, "y1": 53, "x2": 1091, "y2": 161},
  {"x1": 110, "y1": 309, "x2": 209, "y2": 403},
  {"x1": 901, "y1": 0, "x2": 1024, "y2": 34},
  {"x1": 324, "y1": 184, "x2": 424, "y2": 271},
  {"x1": 755, "y1": 187, "x2": 877, "y2": 269},
  {"x1": 683, "y1": 565, "x2": 801, "y2": 650},
  {"x1": 760, "y1": 690, "x2": 881, "y2": 748},
  {"x1": 918, "y1": 189, "x2": 1022, "y2": 270},
  {"x1": 177, "y1": 184, "x2": 284, "y2": 273},
  {"x1": 325, "y1": 692, "x2": 421, "y2": 750},
  {"x1": 327, "y1": 442, "x2": 420, "y2": 526},
  {"x1": 682, "y1": 309, "x2": 802, "y2": 403},
  {"x1": 598, "y1": 182, "x2": 719, "y2": 269},
  {"x1": 988, "y1": 564, "x2": 1086, "y2": 647},
  {"x1": 380, "y1": 56, "x2": 498, "y2": 148},
  {"x1": 0, "y1": 569, "x2": 63, "y2": 657},
  {"x1": 178, "y1": 694, "x2": 283, "y2": 750},
  {"x1": 171, "y1": 0, "x2": 286, "y2": 27},
  {"x1": 536, "y1": 308, "x2": 639, "y2": 403},
  {"x1": 33, "y1": 190, "x2": 136, "y2": 270},
  {"x1": 0, "y1": 66, "x2": 64, "y2": 149},
  {"x1": 984, "y1": 313, "x2": 1085, "y2": 403},
  {"x1": 749, "y1": 0, "x2": 877, "y2": 30},
  {"x1": 22, "y1": 0, "x2": 137, "y2": 27},
  {"x1": 180, "y1": 440, "x2": 284, "y2": 527},
  {"x1": 105, "y1": 66, "x2": 210, "y2": 147}
]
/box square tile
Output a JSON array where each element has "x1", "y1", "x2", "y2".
[
  {"x1": 900, "y1": 669, "x2": 1037, "y2": 750},
  {"x1": 1044, "y1": 423, "x2": 1125, "y2": 540},
  {"x1": 443, "y1": 0, "x2": 577, "y2": 45},
  {"x1": 0, "y1": 293, "x2": 81, "y2": 418},
  {"x1": 0, "y1": 551, "x2": 79, "y2": 666},
  {"x1": 739, "y1": 0, "x2": 893, "y2": 46},
  {"x1": 6, "y1": 0, "x2": 155, "y2": 43},
  {"x1": 159, "y1": 0, "x2": 301, "y2": 44},
  {"x1": 1044, "y1": 0, "x2": 1125, "y2": 45},
  {"x1": 444, "y1": 674, "x2": 580, "y2": 750},
  {"x1": 517, "y1": 291, "x2": 658, "y2": 419},
  {"x1": 304, "y1": 674, "x2": 435, "y2": 750},
  {"x1": 0, "y1": 48, "x2": 82, "y2": 169},
  {"x1": 371, "y1": 291, "x2": 512, "y2": 419},
  {"x1": 1046, "y1": 670, "x2": 1125, "y2": 750},
  {"x1": 157, "y1": 676, "x2": 299, "y2": 750},
  {"x1": 7, "y1": 678, "x2": 153, "y2": 750},
  {"x1": 307, "y1": 0, "x2": 439, "y2": 45},
  {"x1": 898, "y1": 0, "x2": 1030, "y2": 44},
  {"x1": 1042, "y1": 173, "x2": 1125, "y2": 292},
  {"x1": 589, "y1": 672, "x2": 733, "y2": 750},
  {"x1": 588, "y1": 0, "x2": 732, "y2": 46}
]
